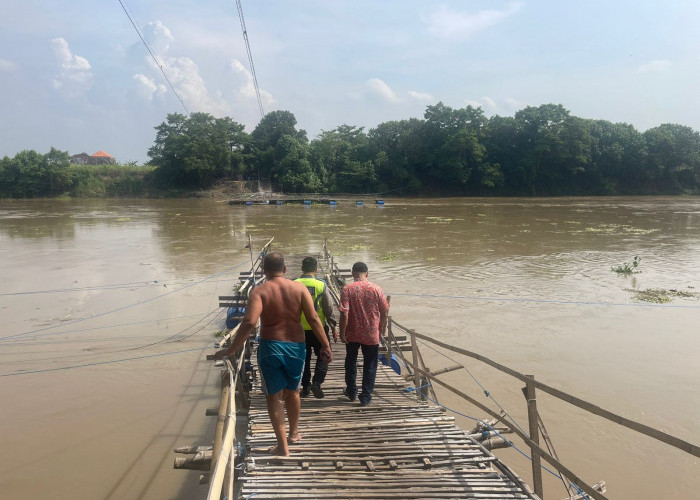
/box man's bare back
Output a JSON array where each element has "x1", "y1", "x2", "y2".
[{"x1": 252, "y1": 276, "x2": 308, "y2": 343}]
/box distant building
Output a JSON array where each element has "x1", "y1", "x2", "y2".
[
  {"x1": 70, "y1": 151, "x2": 117, "y2": 165},
  {"x1": 70, "y1": 152, "x2": 91, "y2": 164}
]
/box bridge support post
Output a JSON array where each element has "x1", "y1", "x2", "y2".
[
  {"x1": 410, "y1": 331, "x2": 423, "y2": 400},
  {"x1": 525, "y1": 374, "x2": 544, "y2": 499}
]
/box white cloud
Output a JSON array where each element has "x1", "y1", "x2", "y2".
[
  {"x1": 50, "y1": 37, "x2": 94, "y2": 97},
  {"x1": 464, "y1": 96, "x2": 525, "y2": 116},
  {"x1": 365, "y1": 78, "x2": 400, "y2": 103},
  {"x1": 143, "y1": 20, "x2": 174, "y2": 55},
  {"x1": 0, "y1": 58, "x2": 16, "y2": 72},
  {"x1": 465, "y1": 96, "x2": 497, "y2": 114},
  {"x1": 408, "y1": 90, "x2": 436, "y2": 103},
  {"x1": 427, "y1": 2, "x2": 525, "y2": 41},
  {"x1": 132, "y1": 73, "x2": 167, "y2": 101},
  {"x1": 228, "y1": 59, "x2": 275, "y2": 109},
  {"x1": 504, "y1": 97, "x2": 526, "y2": 113},
  {"x1": 637, "y1": 60, "x2": 671, "y2": 74},
  {"x1": 159, "y1": 56, "x2": 230, "y2": 115},
  {"x1": 130, "y1": 20, "x2": 275, "y2": 118}
]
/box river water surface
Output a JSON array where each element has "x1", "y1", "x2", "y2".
[{"x1": 1, "y1": 197, "x2": 698, "y2": 499}]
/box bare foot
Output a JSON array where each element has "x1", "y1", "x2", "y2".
[
  {"x1": 287, "y1": 432, "x2": 302, "y2": 444},
  {"x1": 268, "y1": 445, "x2": 289, "y2": 457}
]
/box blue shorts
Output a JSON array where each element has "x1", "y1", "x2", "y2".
[{"x1": 257, "y1": 339, "x2": 306, "y2": 395}]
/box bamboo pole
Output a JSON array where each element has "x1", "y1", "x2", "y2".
[
  {"x1": 386, "y1": 316, "x2": 394, "y2": 371},
  {"x1": 525, "y1": 375, "x2": 543, "y2": 499},
  {"x1": 248, "y1": 234, "x2": 254, "y2": 268},
  {"x1": 209, "y1": 370, "x2": 230, "y2": 478},
  {"x1": 410, "y1": 330, "x2": 421, "y2": 400},
  {"x1": 208, "y1": 352, "x2": 245, "y2": 500}
]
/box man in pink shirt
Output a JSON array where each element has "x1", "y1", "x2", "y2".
[{"x1": 338, "y1": 261, "x2": 390, "y2": 406}]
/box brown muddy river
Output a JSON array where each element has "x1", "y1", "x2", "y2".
[{"x1": 1, "y1": 197, "x2": 698, "y2": 499}]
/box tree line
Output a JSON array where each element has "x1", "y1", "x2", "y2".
[
  {"x1": 0, "y1": 148, "x2": 150, "y2": 198},
  {"x1": 2, "y1": 102, "x2": 700, "y2": 198},
  {"x1": 148, "y1": 103, "x2": 700, "y2": 195}
]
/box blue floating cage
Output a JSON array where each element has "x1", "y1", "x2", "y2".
[
  {"x1": 376, "y1": 199, "x2": 385, "y2": 205},
  {"x1": 303, "y1": 200, "x2": 312, "y2": 205},
  {"x1": 356, "y1": 200, "x2": 364, "y2": 206}
]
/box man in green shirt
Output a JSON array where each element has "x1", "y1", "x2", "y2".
[{"x1": 295, "y1": 257, "x2": 338, "y2": 398}]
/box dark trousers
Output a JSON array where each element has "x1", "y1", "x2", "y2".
[
  {"x1": 344, "y1": 342, "x2": 379, "y2": 404},
  {"x1": 302, "y1": 326, "x2": 330, "y2": 388}
]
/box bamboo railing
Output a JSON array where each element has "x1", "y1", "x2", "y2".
[
  {"x1": 202, "y1": 237, "x2": 274, "y2": 500},
  {"x1": 384, "y1": 319, "x2": 700, "y2": 500}
]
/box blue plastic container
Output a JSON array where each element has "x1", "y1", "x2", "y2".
[
  {"x1": 378, "y1": 353, "x2": 401, "y2": 375},
  {"x1": 226, "y1": 306, "x2": 245, "y2": 329},
  {"x1": 303, "y1": 200, "x2": 312, "y2": 205}
]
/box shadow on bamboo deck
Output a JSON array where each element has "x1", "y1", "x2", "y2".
[{"x1": 240, "y1": 344, "x2": 537, "y2": 499}]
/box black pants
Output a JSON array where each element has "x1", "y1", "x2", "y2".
[
  {"x1": 344, "y1": 342, "x2": 379, "y2": 404},
  {"x1": 302, "y1": 326, "x2": 330, "y2": 388}
]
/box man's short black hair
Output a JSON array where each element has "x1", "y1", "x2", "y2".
[
  {"x1": 301, "y1": 256, "x2": 318, "y2": 273},
  {"x1": 352, "y1": 261, "x2": 368, "y2": 273},
  {"x1": 263, "y1": 252, "x2": 285, "y2": 274}
]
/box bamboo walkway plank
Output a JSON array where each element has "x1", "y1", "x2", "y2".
[{"x1": 238, "y1": 343, "x2": 538, "y2": 500}]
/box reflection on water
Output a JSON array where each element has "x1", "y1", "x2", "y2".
[{"x1": 1, "y1": 197, "x2": 699, "y2": 500}]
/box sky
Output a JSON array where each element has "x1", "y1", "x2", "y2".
[{"x1": 1, "y1": 0, "x2": 699, "y2": 164}]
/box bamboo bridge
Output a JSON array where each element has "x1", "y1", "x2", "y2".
[{"x1": 174, "y1": 238, "x2": 699, "y2": 500}]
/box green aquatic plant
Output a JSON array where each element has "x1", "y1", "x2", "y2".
[
  {"x1": 612, "y1": 256, "x2": 641, "y2": 274},
  {"x1": 628, "y1": 288, "x2": 697, "y2": 303},
  {"x1": 378, "y1": 251, "x2": 397, "y2": 262}
]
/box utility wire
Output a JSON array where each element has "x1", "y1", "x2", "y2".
[
  {"x1": 116, "y1": 0, "x2": 190, "y2": 114},
  {"x1": 2, "y1": 308, "x2": 224, "y2": 366},
  {"x1": 0, "y1": 313, "x2": 211, "y2": 344},
  {"x1": 0, "y1": 260, "x2": 248, "y2": 342},
  {"x1": 0, "y1": 278, "x2": 237, "y2": 297},
  {"x1": 234, "y1": 0, "x2": 264, "y2": 118},
  {"x1": 0, "y1": 346, "x2": 206, "y2": 378}
]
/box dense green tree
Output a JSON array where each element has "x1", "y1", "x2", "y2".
[
  {"x1": 585, "y1": 120, "x2": 647, "y2": 194},
  {"x1": 512, "y1": 104, "x2": 571, "y2": 195},
  {"x1": 248, "y1": 110, "x2": 308, "y2": 186},
  {"x1": 367, "y1": 118, "x2": 425, "y2": 194},
  {"x1": 419, "y1": 103, "x2": 490, "y2": 194},
  {"x1": 643, "y1": 124, "x2": 700, "y2": 193},
  {"x1": 148, "y1": 112, "x2": 247, "y2": 188},
  {"x1": 275, "y1": 134, "x2": 322, "y2": 192},
  {"x1": 310, "y1": 125, "x2": 374, "y2": 192}
]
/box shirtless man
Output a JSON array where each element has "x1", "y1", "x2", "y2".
[{"x1": 214, "y1": 252, "x2": 332, "y2": 456}]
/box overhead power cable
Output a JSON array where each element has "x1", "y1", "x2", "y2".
[
  {"x1": 0, "y1": 347, "x2": 206, "y2": 378},
  {"x1": 0, "y1": 260, "x2": 249, "y2": 342},
  {"x1": 234, "y1": 0, "x2": 265, "y2": 118},
  {"x1": 116, "y1": 0, "x2": 190, "y2": 114}
]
